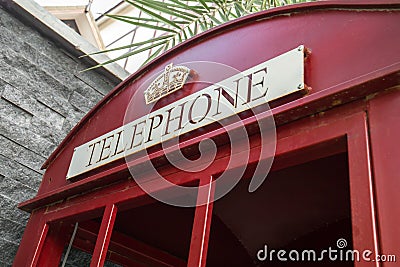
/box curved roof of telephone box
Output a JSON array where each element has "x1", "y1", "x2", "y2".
[{"x1": 42, "y1": 0, "x2": 400, "y2": 170}]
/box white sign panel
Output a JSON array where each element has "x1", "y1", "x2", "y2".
[{"x1": 67, "y1": 45, "x2": 305, "y2": 179}]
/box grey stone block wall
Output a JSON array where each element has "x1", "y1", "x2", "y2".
[{"x1": 0, "y1": 5, "x2": 120, "y2": 266}]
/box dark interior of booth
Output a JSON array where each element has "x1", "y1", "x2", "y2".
[
  {"x1": 206, "y1": 152, "x2": 353, "y2": 267},
  {"x1": 60, "y1": 152, "x2": 353, "y2": 267}
]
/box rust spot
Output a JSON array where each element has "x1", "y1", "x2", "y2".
[
  {"x1": 332, "y1": 99, "x2": 342, "y2": 106},
  {"x1": 304, "y1": 47, "x2": 312, "y2": 59},
  {"x1": 304, "y1": 85, "x2": 312, "y2": 95},
  {"x1": 366, "y1": 92, "x2": 379, "y2": 101}
]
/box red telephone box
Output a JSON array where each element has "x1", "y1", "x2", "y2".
[{"x1": 14, "y1": 1, "x2": 400, "y2": 266}]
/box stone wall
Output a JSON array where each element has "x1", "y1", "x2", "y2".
[{"x1": 0, "y1": 5, "x2": 120, "y2": 266}]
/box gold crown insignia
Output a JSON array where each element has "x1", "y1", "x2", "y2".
[{"x1": 144, "y1": 63, "x2": 191, "y2": 104}]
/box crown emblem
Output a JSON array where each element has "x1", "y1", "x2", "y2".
[{"x1": 144, "y1": 63, "x2": 191, "y2": 104}]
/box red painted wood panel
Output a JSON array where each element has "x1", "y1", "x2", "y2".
[
  {"x1": 90, "y1": 205, "x2": 117, "y2": 267},
  {"x1": 368, "y1": 88, "x2": 400, "y2": 267}
]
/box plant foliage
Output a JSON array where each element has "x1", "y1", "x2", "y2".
[{"x1": 87, "y1": 0, "x2": 313, "y2": 69}]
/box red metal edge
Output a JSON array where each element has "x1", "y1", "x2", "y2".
[
  {"x1": 30, "y1": 223, "x2": 49, "y2": 267},
  {"x1": 41, "y1": 1, "x2": 400, "y2": 170},
  {"x1": 90, "y1": 204, "x2": 117, "y2": 267},
  {"x1": 187, "y1": 176, "x2": 215, "y2": 267}
]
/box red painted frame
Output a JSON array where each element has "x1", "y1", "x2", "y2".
[
  {"x1": 367, "y1": 87, "x2": 400, "y2": 267},
  {"x1": 14, "y1": 99, "x2": 381, "y2": 266},
  {"x1": 13, "y1": 1, "x2": 400, "y2": 266}
]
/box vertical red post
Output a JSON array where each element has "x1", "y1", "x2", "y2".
[
  {"x1": 347, "y1": 113, "x2": 380, "y2": 267},
  {"x1": 368, "y1": 91, "x2": 400, "y2": 267},
  {"x1": 30, "y1": 223, "x2": 49, "y2": 267},
  {"x1": 90, "y1": 204, "x2": 117, "y2": 267},
  {"x1": 187, "y1": 176, "x2": 215, "y2": 267},
  {"x1": 35, "y1": 221, "x2": 74, "y2": 267},
  {"x1": 13, "y1": 211, "x2": 47, "y2": 267}
]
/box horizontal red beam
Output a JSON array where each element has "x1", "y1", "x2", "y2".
[
  {"x1": 40, "y1": 109, "x2": 363, "y2": 224},
  {"x1": 19, "y1": 68, "x2": 399, "y2": 213}
]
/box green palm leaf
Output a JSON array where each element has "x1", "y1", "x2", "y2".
[
  {"x1": 86, "y1": 0, "x2": 314, "y2": 71},
  {"x1": 106, "y1": 14, "x2": 178, "y2": 33},
  {"x1": 80, "y1": 34, "x2": 174, "y2": 57}
]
